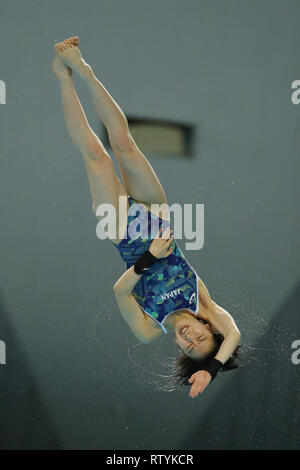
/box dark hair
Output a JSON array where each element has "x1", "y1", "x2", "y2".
[{"x1": 166, "y1": 330, "x2": 244, "y2": 391}]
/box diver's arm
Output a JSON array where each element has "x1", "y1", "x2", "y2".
[
  {"x1": 113, "y1": 266, "x2": 164, "y2": 343},
  {"x1": 206, "y1": 302, "x2": 241, "y2": 364},
  {"x1": 189, "y1": 326, "x2": 241, "y2": 398},
  {"x1": 113, "y1": 228, "x2": 173, "y2": 343},
  {"x1": 113, "y1": 265, "x2": 142, "y2": 296},
  {"x1": 114, "y1": 289, "x2": 162, "y2": 343},
  {"x1": 188, "y1": 304, "x2": 241, "y2": 398},
  {"x1": 214, "y1": 330, "x2": 241, "y2": 364},
  {"x1": 196, "y1": 276, "x2": 214, "y2": 310},
  {"x1": 196, "y1": 276, "x2": 241, "y2": 363},
  {"x1": 113, "y1": 226, "x2": 173, "y2": 296},
  {"x1": 113, "y1": 267, "x2": 147, "y2": 341}
]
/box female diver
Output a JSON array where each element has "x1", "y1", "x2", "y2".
[{"x1": 51, "y1": 36, "x2": 242, "y2": 398}]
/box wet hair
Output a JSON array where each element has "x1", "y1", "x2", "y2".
[{"x1": 166, "y1": 329, "x2": 244, "y2": 391}]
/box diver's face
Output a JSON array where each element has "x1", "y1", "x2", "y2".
[{"x1": 174, "y1": 316, "x2": 216, "y2": 360}]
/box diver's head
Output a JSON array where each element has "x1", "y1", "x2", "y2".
[
  {"x1": 174, "y1": 315, "x2": 216, "y2": 360},
  {"x1": 167, "y1": 314, "x2": 243, "y2": 389}
]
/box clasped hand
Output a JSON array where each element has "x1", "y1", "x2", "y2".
[{"x1": 149, "y1": 227, "x2": 174, "y2": 259}]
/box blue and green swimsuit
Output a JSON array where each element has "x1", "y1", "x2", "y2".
[{"x1": 112, "y1": 196, "x2": 199, "y2": 334}]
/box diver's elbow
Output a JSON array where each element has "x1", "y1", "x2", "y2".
[{"x1": 232, "y1": 329, "x2": 242, "y2": 341}]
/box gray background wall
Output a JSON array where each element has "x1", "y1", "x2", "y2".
[{"x1": 0, "y1": 0, "x2": 299, "y2": 449}]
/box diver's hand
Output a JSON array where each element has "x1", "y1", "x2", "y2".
[
  {"x1": 188, "y1": 370, "x2": 212, "y2": 398},
  {"x1": 149, "y1": 227, "x2": 174, "y2": 259}
]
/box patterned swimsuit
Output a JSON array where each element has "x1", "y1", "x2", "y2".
[{"x1": 112, "y1": 196, "x2": 199, "y2": 334}]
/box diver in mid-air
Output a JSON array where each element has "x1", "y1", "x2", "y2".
[{"x1": 52, "y1": 36, "x2": 242, "y2": 398}]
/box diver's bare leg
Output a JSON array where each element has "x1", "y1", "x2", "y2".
[
  {"x1": 55, "y1": 38, "x2": 166, "y2": 205},
  {"x1": 51, "y1": 50, "x2": 127, "y2": 242}
]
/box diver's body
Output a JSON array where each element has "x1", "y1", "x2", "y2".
[{"x1": 52, "y1": 37, "x2": 241, "y2": 397}]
